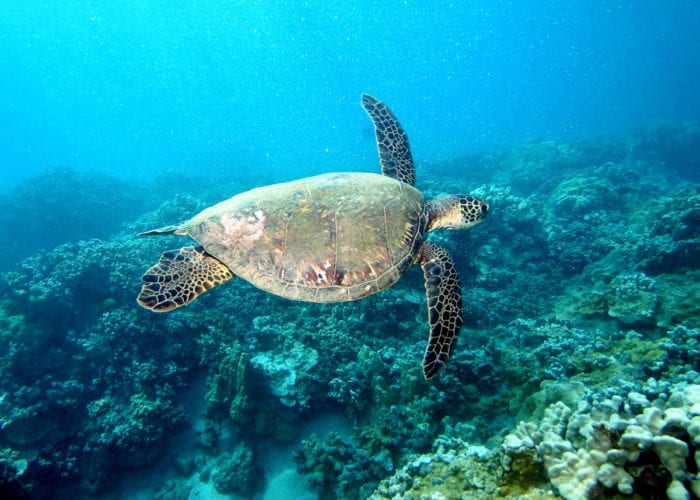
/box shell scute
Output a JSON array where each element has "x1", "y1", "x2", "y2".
[{"x1": 184, "y1": 172, "x2": 425, "y2": 303}]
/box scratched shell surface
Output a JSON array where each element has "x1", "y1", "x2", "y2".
[{"x1": 185, "y1": 172, "x2": 426, "y2": 303}]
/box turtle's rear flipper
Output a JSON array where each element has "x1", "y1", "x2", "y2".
[
  {"x1": 419, "y1": 242, "x2": 463, "y2": 379},
  {"x1": 138, "y1": 245, "x2": 234, "y2": 312},
  {"x1": 138, "y1": 224, "x2": 185, "y2": 236}
]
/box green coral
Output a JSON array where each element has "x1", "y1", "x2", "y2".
[
  {"x1": 0, "y1": 447, "x2": 30, "y2": 498},
  {"x1": 83, "y1": 391, "x2": 187, "y2": 493},
  {"x1": 203, "y1": 340, "x2": 298, "y2": 444},
  {"x1": 294, "y1": 432, "x2": 393, "y2": 499},
  {"x1": 205, "y1": 342, "x2": 251, "y2": 424},
  {"x1": 606, "y1": 271, "x2": 660, "y2": 325},
  {"x1": 495, "y1": 140, "x2": 586, "y2": 194},
  {"x1": 86, "y1": 392, "x2": 187, "y2": 468},
  {"x1": 211, "y1": 443, "x2": 263, "y2": 496},
  {"x1": 371, "y1": 438, "x2": 556, "y2": 499},
  {"x1": 0, "y1": 116, "x2": 697, "y2": 499},
  {"x1": 513, "y1": 380, "x2": 586, "y2": 425},
  {"x1": 655, "y1": 271, "x2": 700, "y2": 329}
]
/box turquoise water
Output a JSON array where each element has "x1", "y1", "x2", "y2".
[
  {"x1": 2, "y1": 2, "x2": 698, "y2": 188},
  {"x1": 0, "y1": 2, "x2": 699, "y2": 499}
]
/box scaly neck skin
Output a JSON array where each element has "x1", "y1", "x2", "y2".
[{"x1": 425, "y1": 195, "x2": 461, "y2": 232}]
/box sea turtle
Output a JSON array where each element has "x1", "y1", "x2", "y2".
[{"x1": 137, "y1": 94, "x2": 489, "y2": 379}]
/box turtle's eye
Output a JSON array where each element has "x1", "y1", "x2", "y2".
[{"x1": 481, "y1": 202, "x2": 489, "y2": 213}]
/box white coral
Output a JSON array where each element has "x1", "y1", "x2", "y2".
[{"x1": 502, "y1": 383, "x2": 700, "y2": 500}]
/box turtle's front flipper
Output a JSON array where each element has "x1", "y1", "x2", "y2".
[
  {"x1": 361, "y1": 94, "x2": 416, "y2": 186},
  {"x1": 138, "y1": 246, "x2": 234, "y2": 312},
  {"x1": 419, "y1": 241, "x2": 463, "y2": 379}
]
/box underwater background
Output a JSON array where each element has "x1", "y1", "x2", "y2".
[{"x1": 1, "y1": 1, "x2": 699, "y2": 499}]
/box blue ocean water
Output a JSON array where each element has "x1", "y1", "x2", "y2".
[
  {"x1": 2, "y1": 1, "x2": 698, "y2": 189},
  {"x1": 1, "y1": 2, "x2": 699, "y2": 499}
]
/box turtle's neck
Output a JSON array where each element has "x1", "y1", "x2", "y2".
[{"x1": 425, "y1": 195, "x2": 461, "y2": 232}]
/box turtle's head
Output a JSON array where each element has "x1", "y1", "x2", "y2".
[{"x1": 426, "y1": 195, "x2": 489, "y2": 232}]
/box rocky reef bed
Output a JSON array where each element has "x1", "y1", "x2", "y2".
[{"x1": 0, "y1": 122, "x2": 698, "y2": 498}]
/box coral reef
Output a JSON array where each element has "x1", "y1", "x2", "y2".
[
  {"x1": 205, "y1": 342, "x2": 253, "y2": 424},
  {"x1": 0, "y1": 120, "x2": 697, "y2": 498},
  {"x1": 210, "y1": 443, "x2": 264, "y2": 496},
  {"x1": 249, "y1": 332, "x2": 318, "y2": 408},
  {"x1": 0, "y1": 167, "x2": 152, "y2": 273},
  {"x1": 370, "y1": 438, "x2": 508, "y2": 499},
  {"x1": 83, "y1": 392, "x2": 187, "y2": 492},
  {"x1": 502, "y1": 382, "x2": 700, "y2": 499},
  {"x1": 0, "y1": 234, "x2": 203, "y2": 495},
  {"x1": 294, "y1": 431, "x2": 394, "y2": 499},
  {"x1": 627, "y1": 120, "x2": 700, "y2": 182},
  {"x1": 555, "y1": 183, "x2": 700, "y2": 330}
]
